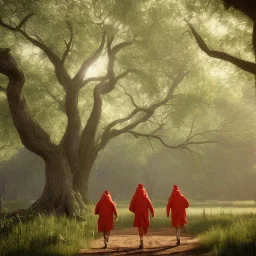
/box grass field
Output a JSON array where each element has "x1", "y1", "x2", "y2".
[
  {"x1": 114, "y1": 200, "x2": 256, "y2": 228},
  {"x1": 0, "y1": 213, "x2": 96, "y2": 256},
  {"x1": 0, "y1": 200, "x2": 255, "y2": 255}
]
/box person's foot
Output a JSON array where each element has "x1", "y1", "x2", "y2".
[
  {"x1": 176, "y1": 238, "x2": 180, "y2": 246},
  {"x1": 102, "y1": 244, "x2": 107, "y2": 249},
  {"x1": 139, "y1": 243, "x2": 144, "y2": 249}
]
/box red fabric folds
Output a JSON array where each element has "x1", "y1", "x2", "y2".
[
  {"x1": 138, "y1": 227, "x2": 148, "y2": 236},
  {"x1": 95, "y1": 191, "x2": 117, "y2": 232},
  {"x1": 166, "y1": 185, "x2": 189, "y2": 227},
  {"x1": 129, "y1": 184, "x2": 154, "y2": 228}
]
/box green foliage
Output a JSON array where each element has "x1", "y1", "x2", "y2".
[
  {"x1": 1, "y1": 0, "x2": 245, "y2": 148},
  {"x1": 0, "y1": 213, "x2": 96, "y2": 256}
]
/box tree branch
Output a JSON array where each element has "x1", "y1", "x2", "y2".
[
  {"x1": 79, "y1": 36, "x2": 135, "y2": 156},
  {"x1": 79, "y1": 71, "x2": 134, "y2": 154},
  {"x1": 79, "y1": 75, "x2": 108, "y2": 89},
  {"x1": 111, "y1": 41, "x2": 133, "y2": 56},
  {"x1": 128, "y1": 130, "x2": 217, "y2": 149},
  {"x1": 45, "y1": 86, "x2": 64, "y2": 112},
  {"x1": 127, "y1": 120, "x2": 219, "y2": 150},
  {"x1": 78, "y1": 81, "x2": 106, "y2": 158},
  {"x1": 117, "y1": 84, "x2": 141, "y2": 109},
  {"x1": 187, "y1": 22, "x2": 256, "y2": 75},
  {"x1": 17, "y1": 13, "x2": 34, "y2": 29},
  {"x1": 221, "y1": 0, "x2": 256, "y2": 21},
  {"x1": 106, "y1": 37, "x2": 133, "y2": 79},
  {"x1": 62, "y1": 21, "x2": 73, "y2": 64},
  {"x1": 0, "y1": 14, "x2": 72, "y2": 90},
  {"x1": 113, "y1": 72, "x2": 188, "y2": 135},
  {"x1": 0, "y1": 48, "x2": 57, "y2": 158},
  {"x1": 115, "y1": 69, "x2": 136, "y2": 80},
  {"x1": 73, "y1": 32, "x2": 106, "y2": 86},
  {"x1": 97, "y1": 72, "x2": 188, "y2": 151}
]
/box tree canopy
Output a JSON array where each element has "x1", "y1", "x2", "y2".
[{"x1": 0, "y1": 0, "x2": 255, "y2": 214}]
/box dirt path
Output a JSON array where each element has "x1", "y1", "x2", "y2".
[{"x1": 78, "y1": 228, "x2": 212, "y2": 256}]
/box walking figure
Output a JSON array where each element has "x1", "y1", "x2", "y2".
[
  {"x1": 166, "y1": 184, "x2": 189, "y2": 246},
  {"x1": 129, "y1": 183, "x2": 154, "y2": 249},
  {"x1": 95, "y1": 190, "x2": 117, "y2": 249}
]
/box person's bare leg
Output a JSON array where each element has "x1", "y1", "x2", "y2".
[
  {"x1": 175, "y1": 226, "x2": 180, "y2": 245},
  {"x1": 139, "y1": 235, "x2": 144, "y2": 249},
  {"x1": 138, "y1": 227, "x2": 144, "y2": 249},
  {"x1": 102, "y1": 231, "x2": 107, "y2": 249},
  {"x1": 105, "y1": 231, "x2": 110, "y2": 243}
]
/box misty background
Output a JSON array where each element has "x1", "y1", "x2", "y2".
[{"x1": 1, "y1": 110, "x2": 256, "y2": 204}]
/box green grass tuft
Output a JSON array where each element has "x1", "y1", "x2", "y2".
[
  {"x1": 0, "y1": 213, "x2": 97, "y2": 256},
  {"x1": 199, "y1": 214, "x2": 256, "y2": 256}
]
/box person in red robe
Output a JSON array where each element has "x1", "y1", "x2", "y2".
[
  {"x1": 95, "y1": 190, "x2": 117, "y2": 249},
  {"x1": 166, "y1": 184, "x2": 189, "y2": 245},
  {"x1": 129, "y1": 183, "x2": 154, "y2": 249}
]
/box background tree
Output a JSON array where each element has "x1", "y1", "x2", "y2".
[{"x1": 187, "y1": 0, "x2": 256, "y2": 85}]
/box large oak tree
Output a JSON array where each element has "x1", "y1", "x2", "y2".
[{"x1": 0, "y1": 0, "x2": 222, "y2": 216}]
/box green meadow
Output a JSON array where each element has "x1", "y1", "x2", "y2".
[{"x1": 0, "y1": 200, "x2": 256, "y2": 255}]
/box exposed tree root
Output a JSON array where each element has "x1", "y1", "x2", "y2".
[{"x1": 30, "y1": 190, "x2": 90, "y2": 218}]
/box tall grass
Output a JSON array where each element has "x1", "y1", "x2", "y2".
[
  {"x1": 198, "y1": 214, "x2": 256, "y2": 256},
  {"x1": 0, "y1": 213, "x2": 96, "y2": 256}
]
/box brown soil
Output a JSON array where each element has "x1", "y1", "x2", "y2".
[{"x1": 78, "y1": 228, "x2": 212, "y2": 256}]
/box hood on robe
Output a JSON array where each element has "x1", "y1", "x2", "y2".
[
  {"x1": 138, "y1": 183, "x2": 144, "y2": 189},
  {"x1": 99, "y1": 190, "x2": 113, "y2": 202},
  {"x1": 173, "y1": 184, "x2": 179, "y2": 191},
  {"x1": 135, "y1": 183, "x2": 148, "y2": 196},
  {"x1": 170, "y1": 184, "x2": 182, "y2": 197}
]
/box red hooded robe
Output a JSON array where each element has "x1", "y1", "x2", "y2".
[
  {"x1": 166, "y1": 185, "x2": 189, "y2": 227},
  {"x1": 129, "y1": 184, "x2": 154, "y2": 229},
  {"x1": 95, "y1": 191, "x2": 117, "y2": 232}
]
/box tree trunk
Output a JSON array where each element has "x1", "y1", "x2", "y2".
[
  {"x1": 32, "y1": 152, "x2": 88, "y2": 217},
  {"x1": 252, "y1": 21, "x2": 256, "y2": 97},
  {"x1": 73, "y1": 153, "x2": 97, "y2": 204}
]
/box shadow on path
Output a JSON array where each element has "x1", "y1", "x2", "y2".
[
  {"x1": 80, "y1": 245, "x2": 184, "y2": 255},
  {"x1": 78, "y1": 228, "x2": 212, "y2": 256}
]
